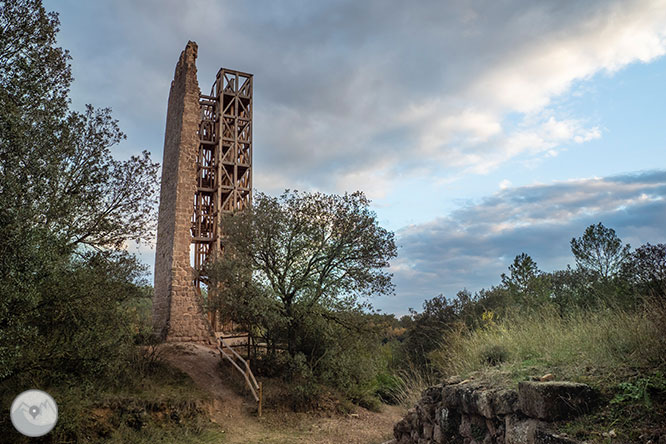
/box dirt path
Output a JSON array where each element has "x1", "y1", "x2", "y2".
[{"x1": 160, "y1": 342, "x2": 403, "y2": 444}]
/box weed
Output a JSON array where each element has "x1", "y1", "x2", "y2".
[
  {"x1": 611, "y1": 372, "x2": 666, "y2": 407},
  {"x1": 388, "y1": 365, "x2": 438, "y2": 407}
]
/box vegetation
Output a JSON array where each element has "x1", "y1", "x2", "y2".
[
  {"x1": 0, "y1": 1, "x2": 219, "y2": 442},
  {"x1": 0, "y1": 2, "x2": 399, "y2": 441},
  {"x1": 0, "y1": 0, "x2": 159, "y2": 385},
  {"x1": 207, "y1": 190, "x2": 397, "y2": 409},
  {"x1": 430, "y1": 302, "x2": 665, "y2": 384},
  {"x1": 2, "y1": 1, "x2": 664, "y2": 442},
  {"x1": 570, "y1": 222, "x2": 631, "y2": 280},
  {"x1": 392, "y1": 222, "x2": 666, "y2": 441}
]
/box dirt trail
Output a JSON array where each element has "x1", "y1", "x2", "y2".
[
  {"x1": 160, "y1": 342, "x2": 403, "y2": 444},
  {"x1": 160, "y1": 343, "x2": 250, "y2": 418}
]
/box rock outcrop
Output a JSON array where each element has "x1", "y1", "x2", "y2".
[{"x1": 389, "y1": 378, "x2": 597, "y2": 444}]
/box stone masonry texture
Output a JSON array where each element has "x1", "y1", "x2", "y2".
[
  {"x1": 389, "y1": 378, "x2": 596, "y2": 444},
  {"x1": 152, "y1": 41, "x2": 214, "y2": 344}
]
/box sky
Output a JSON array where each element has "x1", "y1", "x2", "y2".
[{"x1": 47, "y1": 0, "x2": 666, "y2": 314}]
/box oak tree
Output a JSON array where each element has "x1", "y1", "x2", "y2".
[
  {"x1": 0, "y1": 0, "x2": 158, "y2": 384},
  {"x1": 208, "y1": 190, "x2": 397, "y2": 356}
]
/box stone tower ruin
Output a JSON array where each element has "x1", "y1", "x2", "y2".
[{"x1": 153, "y1": 41, "x2": 253, "y2": 342}]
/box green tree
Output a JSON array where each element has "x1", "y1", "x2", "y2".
[
  {"x1": 209, "y1": 190, "x2": 397, "y2": 356},
  {"x1": 547, "y1": 266, "x2": 592, "y2": 310},
  {"x1": 0, "y1": 0, "x2": 159, "y2": 385},
  {"x1": 625, "y1": 243, "x2": 666, "y2": 299},
  {"x1": 403, "y1": 294, "x2": 458, "y2": 369},
  {"x1": 570, "y1": 222, "x2": 631, "y2": 279},
  {"x1": 501, "y1": 253, "x2": 539, "y2": 292},
  {"x1": 501, "y1": 253, "x2": 553, "y2": 307},
  {"x1": 452, "y1": 288, "x2": 485, "y2": 327}
]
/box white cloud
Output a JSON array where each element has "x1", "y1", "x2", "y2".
[
  {"x1": 469, "y1": 0, "x2": 666, "y2": 113},
  {"x1": 53, "y1": 0, "x2": 666, "y2": 200},
  {"x1": 385, "y1": 170, "x2": 666, "y2": 314}
]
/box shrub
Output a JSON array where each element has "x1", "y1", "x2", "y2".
[
  {"x1": 286, "y1": 376, "x2": 322, "y2": 412},
  {"x1": 354, "y1": 392, "x2": 382, "y2": 412},
  {"x1": 374, "y1": 371, "x2": 402, "y2": 404},
  {"x1": 480, "y1": 344, "x2": 509, "y2": 366},
  {"x1": 611, "y1": 372, "x2": 666, "y2": 407}
]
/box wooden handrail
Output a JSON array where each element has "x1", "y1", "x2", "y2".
[
  {"x1": 218, "y1": 336, "x2": 262, "y2": 416},
  {"x1": 220, "y1": 333, "x2": 252, "y2": 340}
]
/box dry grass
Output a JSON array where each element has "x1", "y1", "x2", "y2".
[
  {"x1": 431, "y1": 299, "x2": 666, "y2": 386},
  {"x1": 389, "y1": 364, "x2": 440, "y2": 407}
]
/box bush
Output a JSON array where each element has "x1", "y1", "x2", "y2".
[
  {"x1": 253, "y1": 323, "x2": 388, "y2": 411},
  {"x1": 0, "y1": 345, "x2": 216, "y2": 443},
  {"x1": 374, "y1": 371, "x2": 402, "y2": 404},
  {"x1": 480, "y1": 344, "x2": 509, "y2": 366},
  {"x1": 1, "y1": 251, "x2": 150, "y2": 389},
  {"x1": 287, "y1": 380, "x2": 323, "y2": 412},
  {"x1": 354, "y1": 392, "x2": 382, "y2": 412}
]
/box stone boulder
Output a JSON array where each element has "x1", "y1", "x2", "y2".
[
  {"x1": 392, "y1": 378, "x2": 595, "y2": 444},
  {"x1": 442, "y1": 381, "x2": 518, "y2": 419},
  {"x1": 518, "y1": 381, "x2": 596, "y2": 420}
]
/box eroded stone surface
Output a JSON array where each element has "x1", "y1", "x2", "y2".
[
  {"x1": 442, "y1": 382, "x2": 518, "y2": 419},
  {"x1": 393, "y1": 379, "x2": 590, "y2": 444},
  {"x1": 505, "y1": 415, "x2": 543, "y2": 444},
  {"x1": 152, "y1": 41, "x2": 214, "y2": 344},
  {"x1": 518, "y1": 381, "x2": 596, "y2": 420}
]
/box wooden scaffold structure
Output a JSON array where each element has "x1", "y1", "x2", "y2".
[{"x1": 191, "y1": 68, "x2": 253, "y2": 327}]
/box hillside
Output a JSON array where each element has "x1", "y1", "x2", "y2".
[{"x1": 160, "y1": 342, "x2": 404, "y2": 444}]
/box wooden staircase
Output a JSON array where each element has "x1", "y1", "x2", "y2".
[{"x1": 217, "y1": 335, "x2": 263, "y2": 416}]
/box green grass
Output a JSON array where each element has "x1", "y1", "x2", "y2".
[{"x1": 385, "y1": 364, "x2": 440, "y2": 407}]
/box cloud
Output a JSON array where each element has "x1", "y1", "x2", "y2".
[
  {"x1": 52, "y1": 0, "x2": 666, "y2": 196},
  {"x1": 384, "y1": 170, "x2": 666, "y2": 314},
  {"x1": 48, "y1": 1, "x2": 666, "y2": 314},
  {"x1": 469, "y1": 0, "x2": 666, "y2": 113}
]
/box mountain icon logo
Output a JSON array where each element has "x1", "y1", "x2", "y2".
[{"x1": 10, "y1": 389, "x2": 58, "y2": 437}]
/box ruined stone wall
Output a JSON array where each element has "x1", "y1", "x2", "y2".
[
  {"x1": 388, "y1": 378, "x2": 596, "y2": 444},
  {"x1": 152, "y1": 41, "x2": 214, "y2": 344}
]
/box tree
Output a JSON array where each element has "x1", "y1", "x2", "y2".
[
  {"x1": 1, "y1": 1, "x2": 159, "y2": 251},
  {"x1": 501, "y1": 253, "x2": 539, "y2": 292},
  {"x1": 209, "y1": 190, "x2": 397, "y2": 356},
  {"x1": 500, "y1": 253, "x2": 554, "y2": 308},
  {"x1": 547, "y1": 266, "x2": 594, "y2": 310},
  {"x1": 403, "y1": 294, "x2": 458, "y2": 369},
  {"x1": 0, "y1": 0, "x2": 70, "y2": 121},
  {"x1": 0, "y1": 0, "x2": 159, "y2": 384},
  {"x1": 40, "y1": 105, "x2": 160, "y2": 249},
  {"x1": 625, "y1": 243, "x2": 666, "y2": 298},
  {"x1": 207, "y1": 191, "x2": 396, "y2": 407},
  {"x1": 570, "y1": 222, "x2": 630, "y2": 279}
]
